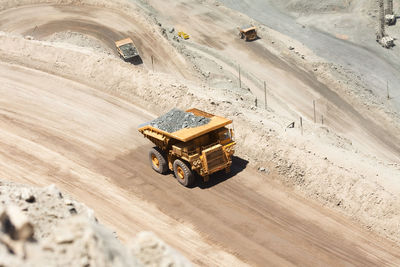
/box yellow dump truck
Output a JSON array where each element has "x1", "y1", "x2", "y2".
[
  {"x1": 239, "y1": 25, "x2": 258, "y2": 41},
  {"x1": 138, "y1": 108, "x2": 236, "y2": 187},
  {"x1": 115, "y1": 38, "x2": 140, "y2": 62}
]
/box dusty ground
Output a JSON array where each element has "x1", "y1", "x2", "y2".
[
  {"x1": 1, "y1": 0, "x2": 400, "y2": 266},
  {"x1": 0, "y1": 181, "x2": 189, "y2": 267},
  {"x1": 142, "y1": 0, "x2": 400, "y2": 163},
  {"x1": 221, "y1": 0, "x2": 400, "y2": 109},
  {"x1": 1, "y1": 59, "x2": 400, "y2": 266}
]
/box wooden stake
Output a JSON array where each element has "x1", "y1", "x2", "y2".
[
  {"x1": 387, "y1": 81, "x2": 390, "y2": 100},
  {"x1": 31, "y1": 25, "x2": 38, "y2": 36},
  {"x1": 300, "y1": 117, "x2": 303, "y2": 135},
  {"x1": 313, "y1": 100, "x2": 316, "y2": 123},
  {"x1": 321, "y1": 115, "x2": 324, "y2": 125},
  {"x1": 264, "y1": 81, "x2": 267, "y2": 109},
  {"x1": 151, "y1": 55, "x2": 154, "y2": 72}
]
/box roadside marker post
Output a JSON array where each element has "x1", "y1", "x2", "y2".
[
  {"x1": 300, "y1": 117, "x2": 303, "y2": 135},
  {"x1": 313, "y1": 100, "x2": 316, "y2": 123},
  {"x1": 264, "y1": 81, "x2": 267, "y2": 109}
]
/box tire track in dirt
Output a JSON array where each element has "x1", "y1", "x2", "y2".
[
  {"x1": 0, "y1": 61, "x2": 400, "y2": 265},
  {"x1": 0, "y1": 4, "x2": 193, "y2": 78},
  {"x1": 1, "y1": 2, "x2": 400, "y2": 266}
]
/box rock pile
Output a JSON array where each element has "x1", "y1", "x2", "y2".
[
  {"x1": 150, "y1": 108, "x2": 211, "y2": 133},
  {"x1": 385, "y1": 14, "x2": 396, "y2": 25},
  {"x1": 379, "y1": 36, "x2": 394, "y2": 48},
  {"x1": 0, "y1": 181, "x2": 191, "y2": 267}
]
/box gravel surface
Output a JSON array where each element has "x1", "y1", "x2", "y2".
[
  {"x1": 0, "y1": 181, "x2": 191, "y2": 267},
  {"x1": 150, "y1": 108, "x2": 211, "y2": 133},
  {"x1": 219, "y1": 0, "x2": 400, "y2": 110}
]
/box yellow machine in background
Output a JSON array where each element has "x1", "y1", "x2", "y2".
[
  {"x1": 138, "y1": 109, "x2": 235, "y2": 187},
  {"x1": 178, "y1": 31, "x2": 190, "y2": 40}
]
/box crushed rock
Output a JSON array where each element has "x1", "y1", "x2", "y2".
[
  {"x1": 130, "y1": 232, "x2": 191, "y2": 267},
  {"x1": 150, "y1": 108, "x2": 211, "y2": 133},
  {"x1": 0, "y1": 180, "x2": 191, "y2": 267}
]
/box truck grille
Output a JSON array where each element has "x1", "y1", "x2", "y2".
[{"x1": 204, "y1": 145, "x2": 226, "y2": 173}]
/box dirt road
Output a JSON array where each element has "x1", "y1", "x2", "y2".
[
  {"x1": 2, "y1": 2, "x2": 400, "y2": 162},
  {"x1": 0, "y1": 4, "x2": 193, "y2": 79},
  {"x1": 220, "y1": 0, "x2": 400, "y2": 109},
  {"x1": 1, "y1": 1, "x2": 400, "y2": 266},
  {"x1": 142, "y1": 0, "x2": 400, "y2": 163},
  {"x1": 1, "y1": 61, "x2": 400, "y2": 266}
]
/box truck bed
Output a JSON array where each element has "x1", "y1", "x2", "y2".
[
  {"x1": 115, "y1": 38, "x2": 139, "y2": 59},
  {"x1": 138, "y1": 109, "x2": 232, "y2": 142}
]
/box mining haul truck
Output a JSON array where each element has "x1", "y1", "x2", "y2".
[
  {"x1": 239, "y1": 25, "x2": 258, "y2": 41},
  {"x1": 138, "y1": 108, "x2": 236, "y2": 187},
  {"x1": 115, "y1": 38, "x2": 140, "y2": 62}
]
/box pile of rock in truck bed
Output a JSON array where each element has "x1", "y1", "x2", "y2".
[{"x1": 149, "y1": 108, "x2": 211, "y2": 133}]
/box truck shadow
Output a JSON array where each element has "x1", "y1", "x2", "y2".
[
  {"x1": 194, "y1": 156, "x2": 249, "y2": 189},
  {"x1": 246, "y1": 36, "x2": 261, "y2": 42},
  {"x1": 128, "y1": 56, "x2": 143, "y2": 65}
]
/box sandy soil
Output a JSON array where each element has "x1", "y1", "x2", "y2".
[
  {"x1": 0, "y1": 4, "x2": 193, "y2": 78},
  {"x1": 143, "y1": 0, "x2": 400, "y2": 163},
  {"x1": 1, "y1": 59, "x2": 400, "y2": 266},
  {"x1": 221, "y1": 0, "x2": 400, "y2": 109},
  {"x1": 1, "y1": 0, "x2": 400, "y2": 266},
  {"x1": 0, "y1": 181, "x2": 190, "y2": 267}
]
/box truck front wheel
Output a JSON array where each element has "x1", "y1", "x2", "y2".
[
  {"x1": 173, "y1": 159, "x2": 194, "y2": 187},
  {"x1": 149, "y1": 147, "x2": 168, "y2": 174}
]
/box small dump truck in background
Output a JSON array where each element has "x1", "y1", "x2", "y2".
[
  {"x1": 115, "y1": 38, "x2": 140, "y2": 62},
  {"x1": 138, "y1": 109, "x2": 236, "y2": 187},
  {"x1": 239, "y1": 25, "x2": 258, "y2": 41}
]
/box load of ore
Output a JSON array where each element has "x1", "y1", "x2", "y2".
[{"x1": 150, "y1": 109, "x2": 211, "y2": 133}]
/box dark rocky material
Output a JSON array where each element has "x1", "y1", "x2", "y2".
[{"x1": 150, "y1": 109, "x2": 211, "y2": 133}]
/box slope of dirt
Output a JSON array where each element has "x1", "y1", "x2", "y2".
[
  {"x1": 1, "y1": 59, "x2": 400, "y2": 266},
  {"x1": 1, "y1": 0, "x2": 400, "y2": 265},
  {"x1": 220, "y1": 0, "x2": 400, "y2": 112},
  {"x1": 1, "y1": 30, "x2": 400, "y2": 265},
  {"x1": 0, "y1": 181, "x2": 190, "y2": 267},
  {"x1": 0, "y1": 3, "x2": 194, "y2": 79},
  {"x1": 143, "y1": 0, "x2": 400, "y2": 164}
]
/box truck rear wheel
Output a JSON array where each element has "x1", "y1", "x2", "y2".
[
  {"x1": 149, "y1": 148, "x2": 168, "y2": 174},
  {"x1": 173, "y1": 159, "x2": 194, "y2": 187}
]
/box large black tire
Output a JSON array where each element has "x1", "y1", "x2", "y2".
[
  {"x1": 173, "y1": 159, "x2": 195, "y2": 187},
  {"x1": 148, "y1": 148, "x2": 168, "y2": 174}
]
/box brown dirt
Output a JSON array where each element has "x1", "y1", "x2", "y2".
[
  {"x1": 0, "y1": 61, "x2": 400, "y2": 266},
  {"x1": 0, "y1": 4, "x2": 193, "y2": 79},
  {"x1": 1, "y1": 1, "x2": 400, "y2": 266}
]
